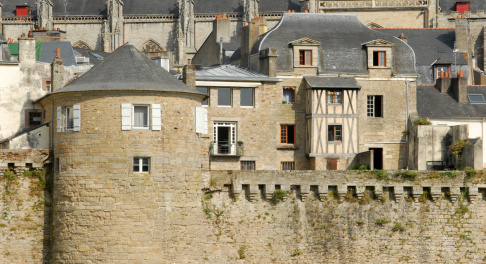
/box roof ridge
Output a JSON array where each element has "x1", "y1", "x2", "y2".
[{"x1": 376, "y1": 28, "x2": 455, "y2": 30}]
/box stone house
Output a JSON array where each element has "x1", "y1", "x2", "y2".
[{"x1": 194, "y1": 13, "x2": 418, "y2": 170}]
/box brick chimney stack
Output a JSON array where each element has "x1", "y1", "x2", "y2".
[
  {"x1": 452, "y1": 70, "x2": 468, "y2": 104},
  {"x1": 51, "y1": 48, "x2": 65, "y2": 92},
  {"x1": 18, "y1": 33, "x2": 36, "y2": 68},
  {"x1": 241, "y1": 17, "x2": 267, "y2": 69}
]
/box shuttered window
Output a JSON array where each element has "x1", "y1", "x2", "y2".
[
  {"x1": 121, "y1": 104, "x2": 161, "y2": 131},
  {"x1": 195, "y1": 107, "x2": 208, "y2": 134},
  {"x1": 56, "y1": 105, "x2": 80, "y2": 132}
]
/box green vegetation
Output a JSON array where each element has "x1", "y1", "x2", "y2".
[
  {"x1": 314, "y1": 224, "x2": 328, "y2": 230},
  {"x1": 414, "y1": 117, "x2": 431, "y2": 125},
  {"x1": 464, "y1": 166, "x2": 477, "y2": 178},
  {"x1": 375, "y1": 218, "x2": 390, "y2": 226},
  {"x1": 371, "y1": 169, "x2": 390, "y2": 181},
  {"x1": 449, "y1": 139, "x2": 471, "y2": 169},
  {"x1": 418, "y1": 190, "x2": 430, "y2": 203},
  {"x1": 394, "y1": 170, "x2": 418, "y2": 181},
  {"x1": 348, "y1": 163, "x2": 369, "y2": 171},
  {"x1": 204, "y1": 193, "x2": 213, "y2": 200},
  {"x1": 291, "y1": 249, "x2": 303, "y2": 256},
  {"x1": 238, "y1": 246, "x2": 246, "y2": 259},
  {"x1": 392, "y1": 222, "x2": 406, "y2": 232},
  {"x1": 273, "y1": 190, "x2": 287, "y2": 200}
]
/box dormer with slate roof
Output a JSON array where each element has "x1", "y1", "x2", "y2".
[
  {"x1": 290, "y1": 37, "x2": 320, "y2": 74},
  {"x1": 363, "y1": 39, "x2": 394, "y2": 72}
]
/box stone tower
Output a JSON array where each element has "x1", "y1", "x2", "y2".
[
  {"x1": 244, "y1": 0, "x2": 259, "y2": 22},
  {"x1": 103, "y1": 0, "x2": 124, "y2": 52},
  {"x1": 40, "y1": 44, "x2": 210, "y2": 262},
  {"x1": 36, "y1": 0, "x2": 53, "y2": 29},
  {"x1": 177, "y1": 0, "x2": 195, "y2": 64}
]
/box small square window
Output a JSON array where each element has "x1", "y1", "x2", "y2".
[
  {"x1": 280, "y1": 125, "x2": 295, "y2": 144},
  {"x1": 241, "y1": 161, "x2": 255, "y2": 170},
  {"x1": 327, "y1": 90, "x2": 343, "y2": 104},
  {"x1": 240, "y1": 88, "x2": 254, "y2": 107},
  {"x1": 328, "y1": 125, "x2": 342, "y2": 142},
  {"x1": 196, "y1": 87, "x2": 209, "y2": 106},
  {"x1": 65, "y1": 106, "x2": 73, "y2": 130},
  {"x1": 29, "y1": 112, "x2": 42, "y2": 126},
  {"x1": 133, "y1": 157, "x2": 150, "y2": 173},
  {"x1": 133, "y1": 105, "x2": 149, "y2": 129},
  {"x1": 468, "y1": 94, "x2": 485, "y2": 104},
  {"x1": 367, "y1": 96, "x2": 383, "y2": 117},
  {"x1": 435, "y1": 65, "x2": 450, "y2": 80},
  {"x1": 373, "y1": 51, "x2": 386, "y2": 67},
  {"x1": 281, "y1": 161, "x2": 295, "y2": 170},
  {"x1": 218, "y1": 88, "x2": 232, "y2": 106},
  {"x1": 299, "y1": 50, "x2": 312, "y2": 65},
  {"x1": 283, "y1": 87, "x2": 295, "y2": 104}
]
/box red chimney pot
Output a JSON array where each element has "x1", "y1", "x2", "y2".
[{"x1": 56, "y1": 48, "x2": 61, "y2": 58}]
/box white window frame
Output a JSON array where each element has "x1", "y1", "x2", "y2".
[
  {"x1": 65, "y1": 106, "x2": 74, "y2": 131},
  {"x1": 132, "y1": 105, "x2": 150, "y2": 129},
  {"x1": 367, "y1": 95, "x2": 383, "y2": 118},
  {"x1": 57, "y1": 105, "x2": 80, "y2": 132},
  {"x1": 133, "y1": 157, "x2": 150, "y2": 173},
  {"x1": 213, "y1": 122, "x2": 237, "y2": 155}
]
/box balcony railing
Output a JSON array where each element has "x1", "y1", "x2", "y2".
[
  {"x1": 210, "y1": 141, "x2": 244, "y2": 156},
  {"x1": 320, "y1": 0, "x2": 428, "y2": 9}
]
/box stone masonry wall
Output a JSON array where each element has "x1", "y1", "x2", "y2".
[{"x1": 0, "y1": 149, "x2": 51, "y2": 264}]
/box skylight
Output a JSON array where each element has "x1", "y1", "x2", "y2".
[
  {"x1": 468, "y1": 94, "x2": 486, "y2": 104},
  {"x1": 89, "y1": 52, "x2": 103, "y2": 60}
]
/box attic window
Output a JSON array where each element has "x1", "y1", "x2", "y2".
[
  {"x1": 373, "y1": 51, "x2": 386, "y2": 67},
  {"x1": 468, "y1": 94, "x2": 485, "y2": 104},
  {"x1": 299, "y1": 50, "x2": 312, "y2": 66}
]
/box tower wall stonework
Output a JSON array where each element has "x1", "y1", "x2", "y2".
[{"x1": 42, "y1": 92, "x2": 213, "y2": 263}]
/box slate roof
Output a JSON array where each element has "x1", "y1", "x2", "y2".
[
  {"x1": 73, "y1": 48, "x2": 110, "y2": 66},
  {"x1": 305, "y1": 77, "x2": 361, "y2": 89},
  {"x1": 378, "y1": 29, "x2": 467, "y2": 66},
  {"x1": 439, "y1": 0, "x2": 486, "y2": 14},
  {"x1": 54, "y1": 43, "x2": 202, "y2": 95},
  {"x1": 417, "y1": 85, "x2": 486, "y2": 118},
  {"x1": 196, "y1": 65, "x2": 282, "y2": 81},
  {"x1": 1, "y1": 0, "x2": 300, "y2": 16},
  {"x1": 249, "y1": 13, "x2": 416, "y2": 75},
  {"x1": 39, "y1": 41, "x2": 77, "y2": 66},
  {"x1": 0, "y1": 34, "x2": 6, "y2": 43}
]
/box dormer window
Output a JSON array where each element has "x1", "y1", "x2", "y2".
[
  {"x1": 373, "y1": 51, "x2": 386, "y2": 67},
  {"x1": 290, "y1": 37, "x2": 320, "y2": 69},
  {"x1": 364, "y1": 39, "x2": 394, "y2": 70},
  {"x1": 299, "y1": 50, "x2": 312, "y2": 66}
]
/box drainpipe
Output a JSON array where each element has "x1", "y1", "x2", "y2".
[
  {"x1": 435, "y1": 0, "x2": 438, "y2": 28},
  {"x1": 406, "y1": 80, "x2": 410, "y2": 170}
]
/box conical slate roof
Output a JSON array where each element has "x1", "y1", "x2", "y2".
[{"x1": 54, "y1": 43, "x2": 201, "y2": 95}]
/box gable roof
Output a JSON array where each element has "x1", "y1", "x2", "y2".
[
  {"x1": 290, "y1": 37, "x2": 321, "y2": 46},
  {"x1": 249, "y1": 13, "x2": 416, "y2": 75},
  {"x1": 417, "y1": 85, "x2": 486, "y2": 118},
  {"x1": 53, "y1": 43, "x2": 202, "y2": 95},
  {"x1": 305, "y1": 76, "x2": 361, "y2": 89}
]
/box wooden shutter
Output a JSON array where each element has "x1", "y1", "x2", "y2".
[
  {"x1": 121, "y1": 103, "x2": 132, "y2": 130},
  {"x1": 152, "y1": 104, "x2": 161, "y2": 131},
  {"x1": 327, "y1": 159, "x2": 338, "y2": 170},
  {"x1": 56, "y1": 106, "x2": 62, "y2": 132},
  {"x1": 195, "y1": 107, "x2": 208, "y2": 134},
  {"x1": 73, "y1": 105, "x2": 81, "y2": 131}
]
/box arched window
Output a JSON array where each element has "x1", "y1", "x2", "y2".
[{"x1": 73, "y1": 41, "x2": 92, "y2": 50}]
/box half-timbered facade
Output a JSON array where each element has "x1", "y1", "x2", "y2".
[{"x1": 305, "y1": 77, "x2": 360, "y2": 169}]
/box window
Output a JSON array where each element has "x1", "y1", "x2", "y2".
[
  {"x1": 57, "y1": 105, "x2": 80, "y2": 132},
  {"x1": 240, "y1": 88, "x2": 254, "y2": 107},
  {"x1": 121, "y1": 104, "x2": 160, "y2": 131},
  {"x1": 16, "y1": 6, "x2": 28, "y2": 16},
  {"x1": 367, "y1": 96, "x2": 383, "y2": 117},
  {"x1": 283, "y1": 86, "x2": 295, "y2": 104},
  {"x1": 25, "y1": 109, "x2": 43, "y2": 127},
  {"x1": 42, "y1": 78, "x2": 52, "y2": 93},
  {"x1": 241, "y1": 161, "x2": 255, "y2": 170},
  {"x1": 327, "y1": 90, "x2": 343, "y2": 104},
  {"x1": 299, "y1": 50, "x2": 312, "y2": 65},
  {"x1": 328, "y1": 125, "x2": 342, "y2": 142},
  {"x1": 133, "y1": 157, "x2": 150, "y2": 173},
  {"x1": 280, "y1": 125, "x2": 295, "y2": 144},
  {"x1": 218, "y1": 88, "x2": 232, "y2": 106},
  {"x1": 213, "y1": 122, "x2": 237, "y2": 155},
  {"x1": 133, "y1": 105, "x2": 149, "y2": 129},
  {"x1": 468, "y1": 94, "x2": 486, "y2": 104},
  {"x1": 281, "y1": 161, "x2": 295, "y2": 170},
  {"x1": 435, "y1": 65, "x2": 450, "y2": 80},
  {"x1": 65, "y1": 107, "x2": 74, "y2": 130},
  {"x1": 196, "y1": 87, "x2": 209, "y2": 106},
  {"x1": 456, "y1": 2, "x2": 469, "y2": 13},
  {"x1": 46, "y1": 81, "x2": 51, "y2": 93},
  {"x1": 373, "y1": 51, "x2": 386, "y2": 67}
]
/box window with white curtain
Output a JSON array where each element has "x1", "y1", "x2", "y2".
[{"x1": 133, "y1": 105, "x2": 149, "y2": 129}]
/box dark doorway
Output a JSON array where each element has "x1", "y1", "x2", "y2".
[
  {"x1": 370, "y1": 148, "x2": 383, "y2": 169},
  {"x1": 217, "y1": 126, "x2": 230, "y2": 154}
]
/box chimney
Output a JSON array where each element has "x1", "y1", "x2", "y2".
[
  {"x1": 452, "y1": 73, "x2": 468, "y2": 104},
  {"x1": 152, "y1": 50, "x2": 173, "y2": 72},
  {"x1": 455, "y1": 18, "x2": 469, "y2": 53},
  {"x1": 213, "y1": 13, "x2": 231, "y2": 43},
  {"x1": 259, "y1": 48, "x2": 278, "y2": 77},
  {"x1": 252, "y1": 16, "x2": 268, "y2": 35},
  {"x1": 51, "y1": 48, "x2": 64, "y2": 92},
  {"x1": 183, "y1": 63, "x2": 196, "y2": 89},
  {"x1": 18, "y1": 34, "x2": 36, "y2": 68},
  {"x1": 398, "y1": 33, "x2": 408, "y2": 44},
  {"x1": 437, "y1": 70, "x2": 452, "y2": 94},
  {"x1": 241, "y1": 21, "x2": 262, "y2": 68}
]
